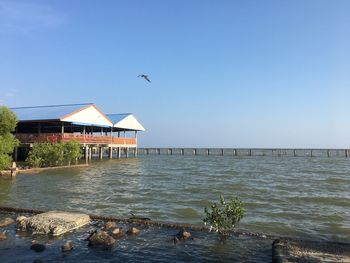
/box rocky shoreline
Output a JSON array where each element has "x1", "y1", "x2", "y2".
[{"x1": 1, "y1": 209, "x2": 349, "y2": 262}]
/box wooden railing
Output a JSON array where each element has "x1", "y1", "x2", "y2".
[
  {"x1": 15, "y1": 133, "x2": 63, "y2": 143},
  {"x1": 15, "y1": 133, "x2": 136, "y2": 145},
  {"x1": 62, "y1": 134, "x2": 136, "y2": 145}
]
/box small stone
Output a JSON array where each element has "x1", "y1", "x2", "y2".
[
  {"x1": 104, "y1": 221, "x2": 117, "y2": 230},
  {"x1": 174, "y1": 229, "x2": 192, "y2": 243},
  {"x1": 62, "y1": 240, "x2": 74, "y2": 252},
  {"x1": 30, "y1": 243, "x2": 46, "y2": 252},
  {"x1": 0, "y1": 217, "x2": 15, "y2": 227},
  {"x1": 0, "y1": 232, "x2": 7, "y2": 241},
  {"x1": 88, "y1": 230, "x2": 116, "y2": 249},
  {"x1": 16, "y1": 216, "x2": 28, "y2": 230},
  {"x1": 178, "y1": 229, "x2": 191, "y2": 239},
  {"x1": 111, "y1": 228, "x2": 124, "y2": 238},
  {"x1": 126, "y1": 227, "x2": 140, "y2": 235}
]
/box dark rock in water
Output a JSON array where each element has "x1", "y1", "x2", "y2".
[
  {"x1": 174, "y1": 229, "x2": 192, "y2": 243},
  {"x1": 88, "y1": 230, "x2": 116, "y2": 249},
  {"x1": 0, "y1": 217, "x2": 15, "y2": 227},
  {"x1": 111, "y1": 228, "x2": 124, "y2": 238},
  {"x1": 104, "y1": 221, "x2": 118, "y2": 230},
  {"x1": 0, "y1": 232, "x2": 7, "y2": 241},
  {"x1": 30, "y1": 243, "x2": 46, "y2": 252},
  {"x1": 62, "y1": 240, "x2": 74, "y2": 252},
  {"x1": 126, "y1": 227, "x2": 140, "y2": 235}
]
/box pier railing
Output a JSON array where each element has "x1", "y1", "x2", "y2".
[{"x1": 137, "y1": 148, "x2": 350, "y2": 157}]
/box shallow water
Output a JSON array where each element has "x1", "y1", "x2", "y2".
[
  {"x1": 1, "y1": 155, "x2": 350, "y2": 243},
  {"x1": 0, "y1": 212, "x2": 272, "y2": 262}
]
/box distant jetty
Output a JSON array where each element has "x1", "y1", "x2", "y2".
[{"x1": 137, "y1": 148, "x2": 350, "y2": 158}]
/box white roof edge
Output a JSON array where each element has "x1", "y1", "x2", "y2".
[{"x1": 112, "y1": 114, "x2": 146, "y2": 131}]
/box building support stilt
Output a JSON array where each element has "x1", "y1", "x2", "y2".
[
  {"x1": 99, "y1": 147, "x2": 103, "y2": 160},
  {"x1": 13, "y1": 147, "x2": 18, "y2": 161},
  {"x1": 109, "y1": 147, "x2": 113, "y2": 159},
  {"x1": 88, "y1": 146, "x2": 92, "y2": 160},
  {"x1": 84, "y1": 146, "x2": 89, "y2": 163}
]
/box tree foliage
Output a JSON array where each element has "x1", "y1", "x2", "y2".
[
  {"x1": 26, "y1": 141, "x2": 82, "y2": 167},
  {"x1": 0, "y1": 106, "x2": 19, "y2": 170},
  {"x1": 203, "y1": 195, "x2": 245, "y2": 235}
]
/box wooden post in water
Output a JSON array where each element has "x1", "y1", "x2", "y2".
[
  {"x1": 13, "y1": 147, "x2": 18, "y2": 161},
  {"x1": 221, "y1": 149, "x2": 224, "y2": 156},
  {"x1": 181, "y1": 149, "x2": 184, "y2": 155},
  {"x1": 194, "y1": 149, "x2": 197, "y2": 155},
  {"x1": 157, "y1": 148, "x2": 161, "y2": 155},
  {"x1": 109, "y1": 147, "x2": 113, "y2": 159},
  {"x1": 248, "y1": 149, "x2": 252, "y2": 156},
  {"x1": 134, "y1": 147, "x2": 137, "y2": 157},
  {"x1": 327, "y1": 150, "x2": 330, "y2": 157},
  {"x1": 146, "y1": 148, "x2": 149, "y2": 155},
  {"x1": 293, "y1": 149, "x2": 296, "y2": 157},
  {"x1": 310, "y1": 150, "x2": 313, "y2": 157},
  {"x1": 233, "y1": 149, "x2": 237, "y2": 156},
  {"x1": 345, "y1": 150, "x2": 349, "y2": 158},
  {"x1": 84, "y1": 146, "x2": 89, "y2": 163},
  {"x1": 118, "y1": 147, "x2": 121, "y2": 159},
  {"x1": 207, "y1": 149, "x2": 210, "y2": 155},
  {"x1": 99, "y1": 147, "x2": 103, "y2": 160},
  {"x1": 88, "y1": 146, "x2": 92, "y2": 160},
  {"x1": 126, "y1": 148, "x2": 129, "y2": 158}
]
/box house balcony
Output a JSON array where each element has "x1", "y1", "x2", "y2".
[{"x1": 15, "y1": 133, "x2": 137, "y2": 146}]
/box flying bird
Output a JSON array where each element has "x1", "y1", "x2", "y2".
[{"x1": 138, "y1": 74, "x2": 151, "y2": 83}]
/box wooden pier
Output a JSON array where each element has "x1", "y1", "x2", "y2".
[{"x1": 137, "y1": 148, "x2": 350, "y2": 158}]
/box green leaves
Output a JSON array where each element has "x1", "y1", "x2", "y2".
[
  {"x1": 203, "y1": 195, "x2": 245, "y2": 235},
  {"x1": 0, "y1": 107, "x2": 17, "y2": 135},
  {"x1": 0, "y1": 106, "x2": 19, "y2": 170},
  {"x1": 26, "y1": 141, "x2": 82, "y2": 167}
]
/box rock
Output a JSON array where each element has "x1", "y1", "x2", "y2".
[
  {"x1": 174, "y1": 229, "x2": 192, "y2": 243},
  {"x1": 16, "y1": 216, "x2": 28, "y2": 230},
  {"x1": 126, "y1": 227, "x2": 140, "y2": 235},
  {"x1": 33, "y1": 260, "x2": 45, "y2": 263},
  {"x1": 0, "y1": 232, "x2": 7, "y2": 240},
  {"x1": 111, "y1": 228, "x2": 124, "y2": 238},
  {"x1": 30, "y1": 243, "x2": 46, "y2": 252},
  {"x1": 88, "y1": 230, "x2": 116, "y2": 249},
  {"x1": 104, "y1": 221, "x2": 117, "y2": 230},
  {"x1": 17, "y1": 211, "x2": 90, "y2": 236},
  {"x1": 62, "y1": 240, "x2": 74, "y2": 252},
  {"x1": 0, "y1": 217, "x2": 15, "y2": 227},
  {"x1": 178, "y1": 229, "x2": 191, "y2": 239}
]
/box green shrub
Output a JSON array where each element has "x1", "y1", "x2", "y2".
[
  {"x1": 203, "y1": 195, "x2": 245, "y2": 235},
  {"x1": 0, "y1": 106, "x2": 19, "y2": 170},
  {"x1": 26, "y1": 141, "x2": 82, "y2": 167},
  {"x1": 63, "y1": 140, "x2": 83, "y2": 165}
]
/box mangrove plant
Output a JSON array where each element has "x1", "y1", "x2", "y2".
[
  {"x1": 26, "y1": 141, "x2": 82, "y2": 167},
  {"x1": 0, "y1": 106, "x2": 19, "y2": 170},
  {"x1": 203, "y1": 195, "x2": 245, "y2": 235}
]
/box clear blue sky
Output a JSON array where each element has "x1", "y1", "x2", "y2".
[{"x1": 1, "y1": 0, "x2": 349, "y2": 148}]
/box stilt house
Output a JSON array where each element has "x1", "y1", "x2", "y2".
[{"x1": 10, "y1": 103, "x2": 145, "y2": 160}]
